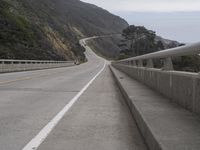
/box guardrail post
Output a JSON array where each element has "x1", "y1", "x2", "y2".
[
  {"x1": 9, "y1": 61, "x2": 13, "y2": 72},
  {"x1": 138, "y1": 60, "x2": 143, "y2": 67},
  {"x1": 147, "y1": 59, "x2": 154, "y2": 68},
  {"x1": 132, "y1": 60, "x2": 136, "y2": 66},
  {"x1": 0, "y1": 61, "x2": 3, "y2": 72},
  {"x1": 163, "y1": 57, "x2": 174, "y2": 71}
]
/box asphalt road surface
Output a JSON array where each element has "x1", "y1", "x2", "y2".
[{"x1": 0, "y1": 38, "x2": 148, "y2": 150}]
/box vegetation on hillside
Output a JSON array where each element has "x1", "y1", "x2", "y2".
[
  {"x1": 116, "y1": 25, "x2": 200, "y2": 72},
  {"x1": 0, "y1": 0, "x2": 128, "y2": 61},
  {"x1": 173, "y1": 55, "x2": 200, "y2": 72},
  {"x1": 0, "y1": 1, "x2": 42, "y2": 59},
  {"x1": 87, "y1": 35, "x2": 122, "y2": 60},
  {"x1": 118, "y1": 25, "x2": 173, "y2": 59},
  {"x1": 87, "y1": 25, "x2": 182, "y2": 62}
]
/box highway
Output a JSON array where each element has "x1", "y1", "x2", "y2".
[{"x1": 0, "y1": 38, "x2": 148, "y2": 150}]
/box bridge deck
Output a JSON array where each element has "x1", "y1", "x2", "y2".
[{"x1": 38, "y1": 66, "x2": 148, "y2": 150}]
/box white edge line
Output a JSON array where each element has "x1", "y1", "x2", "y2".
[{"x1": 22, "y1": 61, "x2": 106, "y2": 150}]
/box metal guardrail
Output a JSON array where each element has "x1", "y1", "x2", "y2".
[{"x1": 114, "y1": 42, "x2": 200, "y2": 70}]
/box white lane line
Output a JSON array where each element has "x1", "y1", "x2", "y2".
[{"x1": 22, "y1": 61, "x2": 106, "y2": 150}]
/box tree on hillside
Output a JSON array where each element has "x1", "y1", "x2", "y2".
[{"x1": 119, "y1": 25, "x2": 164, "y2": 57}]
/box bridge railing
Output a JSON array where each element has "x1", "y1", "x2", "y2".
[
  {"x1": 0, "y1": 59, "x2": 75, "y2": 73},
  {"x1": 114, "y1": 42, "x2": 200, "y2": 71},
  {"x1": 111, "y1": 42, "x2": 200, "y2": 115}
]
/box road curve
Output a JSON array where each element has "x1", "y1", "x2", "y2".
[{"x1": 0, "y1": 37, "x2": 148, "y2": 150}]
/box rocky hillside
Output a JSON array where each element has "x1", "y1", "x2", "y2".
[
  {"x1": 87, "y1": 35, "x2": 123, "y2": 60},
  {"x1": 155, "y1": 36, "x2": 180, "y2": 49},
  {"x1": 0, "y1": 0, "x2": 128, "y2": 61},
  {"x1": 88, "y1": 25, "x2": 181, "y2": 60}
]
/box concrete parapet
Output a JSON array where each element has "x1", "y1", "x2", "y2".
[
  {"x1": 110, "y1": 65, "x2": 200, "y2": 150},
  {"x1": 0, "y1": 60, "x2": 75, "y2": 73},
  {"x1": 112, "y1": 63, "x2": 200, "y2": 115}
]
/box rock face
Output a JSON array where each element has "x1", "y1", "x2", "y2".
[
  {"x1": 88, "y1": 25, "x2": 181, "y2": 60},
  {"x1": 155, "y1": 36, "x2": 180, "y2": 49},
  {"x1": 0, "y1": 0, "x2": 128, "y2": 61}
]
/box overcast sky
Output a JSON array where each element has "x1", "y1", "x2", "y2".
[
  {"x1": 81, "y1": 0, "x2": 200, "y2": 43},
  {"x1": 81, "y1": 0, "x2": 200, "y2": 12}
]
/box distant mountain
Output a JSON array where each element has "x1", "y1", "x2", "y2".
[{"x1": 0, "y1": 0, "x2": 128, "y2": 61}]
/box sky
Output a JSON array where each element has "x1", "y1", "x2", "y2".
[{"x1": 81, "y1": 0, "x2": 200, "y2": 43}]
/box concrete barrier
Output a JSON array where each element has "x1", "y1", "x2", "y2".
[
  {"x1": 110, "y1": 65, "x2": 200, "y2": 150},
  {"x1": 112, "y1": 63, "x2": 200, "y2": 115},
  {"x1": 0, "y1": 60, "x2": 75, "y2": 73}
]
